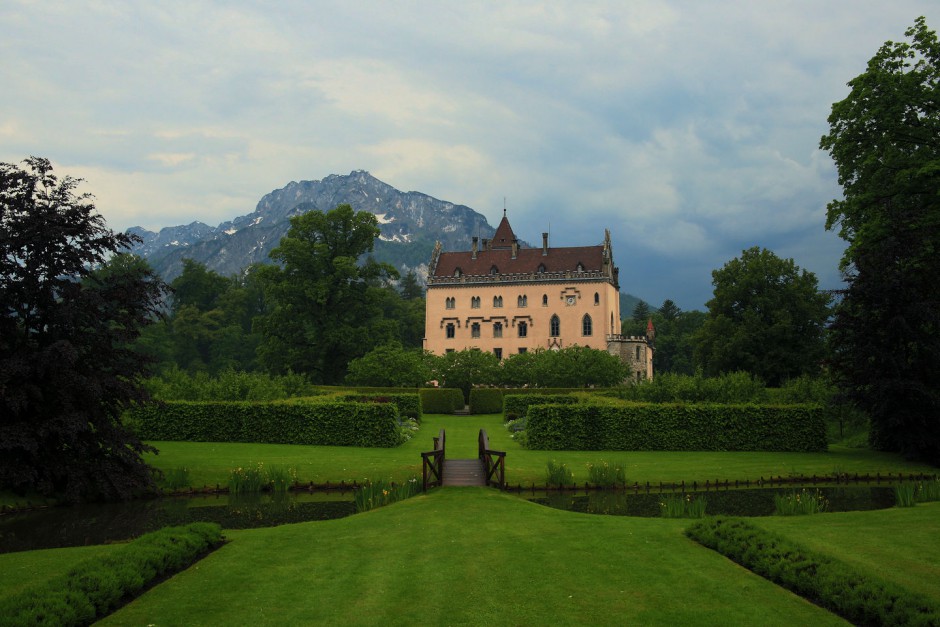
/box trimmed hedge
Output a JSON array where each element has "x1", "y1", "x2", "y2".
[
  {"x1": 469, "y1": 389, "x2": 504, "y2": 414},
  {"x1": 340, "y1": 393, "x2": 422, "y2": 420},
  {"x1": 419, "y1": 388, "x2": 465, "y2": 414},
  {"x1": 503, "y1": 394, "x2": 580, "y2": 421},
  {"x1": 525, "y1": 403, "x2": 827, "y2": 452},
  {"x1": 128, "y1": 400, "x2": 401, "y2": 447},
  {"x1": 686, "y1": 517, "x2": 940, "y2": 626},
  {"x1": 0, "y1": 523, "x2": 224, "y2": 627}
]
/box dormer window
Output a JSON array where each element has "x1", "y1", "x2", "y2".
[
  {"x1": 490, "y1": 265, "x2": 499, "y2": 275},
  {"x1": 537, "y1": 264, "x2": 546, "y2": 273},
  {"x1": 454, "y1": 267, "x2": 462, "y2": 277},
  {"x1": 576, "y1": 262, "x2": 584, "y2": 272}
]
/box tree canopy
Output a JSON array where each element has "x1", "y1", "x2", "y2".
[
  {"x1": 694, "y1": 247, "x2": 830, "y2": 386},
  {"x1": 254, "y1": 204, "x2": 400, "y2": 383},
  {"x1": 820, "y1": 17, "x2": 940, "y2": 462},
  {"x1": 0, "y1": 157, "x2": 167, "y2": 501}
]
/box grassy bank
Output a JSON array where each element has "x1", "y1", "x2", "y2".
[
  {"x1": 143, "y1": 414, "x2": 937, "y2": 490},
  {"x1": 98, "y1": 489, "x2": 847, "y2": 626},
  {"x1": 759, "y1": 501, "x2": 940, "y2": 601}
]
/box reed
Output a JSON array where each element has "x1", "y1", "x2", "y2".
[
  {"x1": 895, "y1": 482, "x2": 917, "y2": 507},
  {"x1": 545, "y1": 460, "x2": 574, "y2": 487},
  {"x1": 228, "y1": 462, "x2": 266, "y2": 495},
  {"x1": 660, "y1": 493, "x2": 706, "y2": 518},
  {"x1": 774, "y1": 489, "x2": 828, "y2": 515},
  {"x1": 586, "y1": 461, "x2": 626, "y2": 487}
]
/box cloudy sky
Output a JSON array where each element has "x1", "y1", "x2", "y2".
[{"x1": 2, "y1": 2, "x2": 937, "y2": 309}]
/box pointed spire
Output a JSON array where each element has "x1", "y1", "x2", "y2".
[{"x1": 492, "y1": 211, "x2": 516, "y2": 249}]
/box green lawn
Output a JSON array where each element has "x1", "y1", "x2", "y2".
[
  {"x1": 758, "y1": 501, "x2": 940, "y2": 602},
  {"x1": 144, "y1": 414, "x2": 937, "y2": 489},
  {"x1": 99, "y1": 488, "x2": 849, "y2": 626},
  {"x1": 0, "y1": 543, "x2": 121, "y2": 598}
]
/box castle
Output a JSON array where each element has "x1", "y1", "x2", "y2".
[{"x1": 423, "y1": 212, "x2": 653, "y2": 381}]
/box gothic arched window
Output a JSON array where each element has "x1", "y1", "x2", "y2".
[
  {"x1": 582, "y1": 314, "x2": 593, "y2": 336},
  {"x1": 550, "y1": 315, "x2": 560, "y2": 337},
  {"x1": 518, "y1": 321, "x2": 528, "y2": 338}
]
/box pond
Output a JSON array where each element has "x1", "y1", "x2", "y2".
[
  {"x1": 525, "y1": 485, "x2": 898, "y2": 517},
  {"x1": 0, "y1": 492, "x2": 355, "y2": 554}
]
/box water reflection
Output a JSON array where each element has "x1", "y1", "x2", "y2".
[
  {"x1": 0, "y1": 493, "x2": 355, "y2": 554},
  {"x1": 528, "y1": 486, "x2": 897, "y2": 517}
]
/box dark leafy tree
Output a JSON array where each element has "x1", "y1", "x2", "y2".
[
  {"x1": 694, "y1": 247, "x2": 831, "y2": 386},
  {"x1": 345, "y1": 342, "x2": 432, "y2": 387},
  {"x1": 430, "y1": 349, "x2": 499, "y2": 403},
  {"x1": 653, "y1": 309, "x2": 705, "y2": 375},
  {"x1": 0, "y1": 157, "x2": 167, "y2": 502},
  {"x1": 820, "y1": 17, "x2": 940, "y2": 462},
  {"x1": 254, "y1": 204, "x2": 398, "y2": 383},
  {"x1": 171, "y1": 258, "x2": 230, "y2": 311}
]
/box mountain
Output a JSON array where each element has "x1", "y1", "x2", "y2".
[
  {"x1": 127, "y1": 170, "x2": 498, "y2": 282},
  {"x1": 127, "y1": 170, "x2": 648, "y2": 309}
]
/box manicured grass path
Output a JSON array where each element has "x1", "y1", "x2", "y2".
[
  {"x1": 760, "y1": 501, "x2": 940, "y2": 602},
  {"x1": 100, "y1": 488, "x2": 847, "y2": 626},
  {"x1": 143, "y1": 414, "x2": 938, "y2": 489}
]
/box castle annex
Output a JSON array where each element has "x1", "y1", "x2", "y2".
[{"x1": 423, "y1": 212, "x2": 653, "y2": 381}]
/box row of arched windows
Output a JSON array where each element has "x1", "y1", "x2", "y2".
[
  {"x1": 445, "y1": 315, "x2": 595, "y2": 341},
  {"x1": 447, "y1": 292, "x2": 602, "y2": 309}
]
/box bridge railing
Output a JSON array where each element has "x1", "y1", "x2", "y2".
[
  {"x1": 478, "y1": 429, "x2": 506, "y2": 489},
  {"x1": 422, "y1": 428, "x2": 445, "y2": 491}
]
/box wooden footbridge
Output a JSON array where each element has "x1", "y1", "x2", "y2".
[{"x1": 421, "y1": 429, "x2": 505, "y2": 490}]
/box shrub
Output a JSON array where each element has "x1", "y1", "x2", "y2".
[
  {"x1": 686, "y1": 517, "x2": 940, "y2": 626},
  {"x1": 0, "y1": 523, "x2": 224, "y2": 626},
  {"x1": 128, "y1": 400, "x2": 401, "y2": 447},
  {"x1": 525, "y1": 402, "x2": 827, "y2": 452},
  {"x1": 419, "y1": 388, "x2": 465, "y2": 414},
  {"x1": 469, "y1": 389, "x2": 504, "y2": 414},
  {"x1": 773, "y1": 489, "x2": 829, "y2": 515},
  {"x1": 503, "y1": 394, "x2": 579, "y2": 422},
  {"x1": 146, "y1": 367, "x2": 319, "y2": 401},
  {"x1": 895, "y1": 483, "x2": 918, "y2": 507},
  {"x1": 340, "y1": 393, "x2": 422, "y2": 420},
  {"x1": 618, "y1": 371, "x2": 767, "y2": 404}
]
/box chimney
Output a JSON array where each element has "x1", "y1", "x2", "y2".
[
  {"x1": 471, "y1": 237, "x2": 478, "y2": 259},
  {"x1": 542, "y1": 233, "x2": 549, "y2": 256},
  {"x1": 511, "y1": 239, "x2": 518, "y2": 259},
  {"x1": 482, "y1": 238, "x2": 489, "y2": 251}
]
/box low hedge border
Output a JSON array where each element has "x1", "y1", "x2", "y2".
[
  {"x1": 525, "y1": 403, "x2": 827, "y2": 452},
  {"x1": 128, "y1": 400, "x2": 402, "y2": 447},
  {"x1": 469, "y1": 389, "x2": 504, "y2": 414},
  {"x1": 686, "y1": 517, "x2": 940, "y2": 626},
  {"x1": 419, "y1": 388, "x2": 465, "y2": 414},
  {"x1": 0, "y1": 523, "x2": 224, "y2": 627},
  {"x1": 503, "y1": 394, "x2": 580, "y2": 421},
  {"x1": 339, "y1": 393, "x2": 422, "y2": 420}
]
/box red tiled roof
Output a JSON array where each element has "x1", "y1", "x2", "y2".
[
  {"x1": 433, "y1": 245, "x2": 604, "y2": 277},
  {"x1": 491, "y1": 214, "x2": 516, "y2": 248}
]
